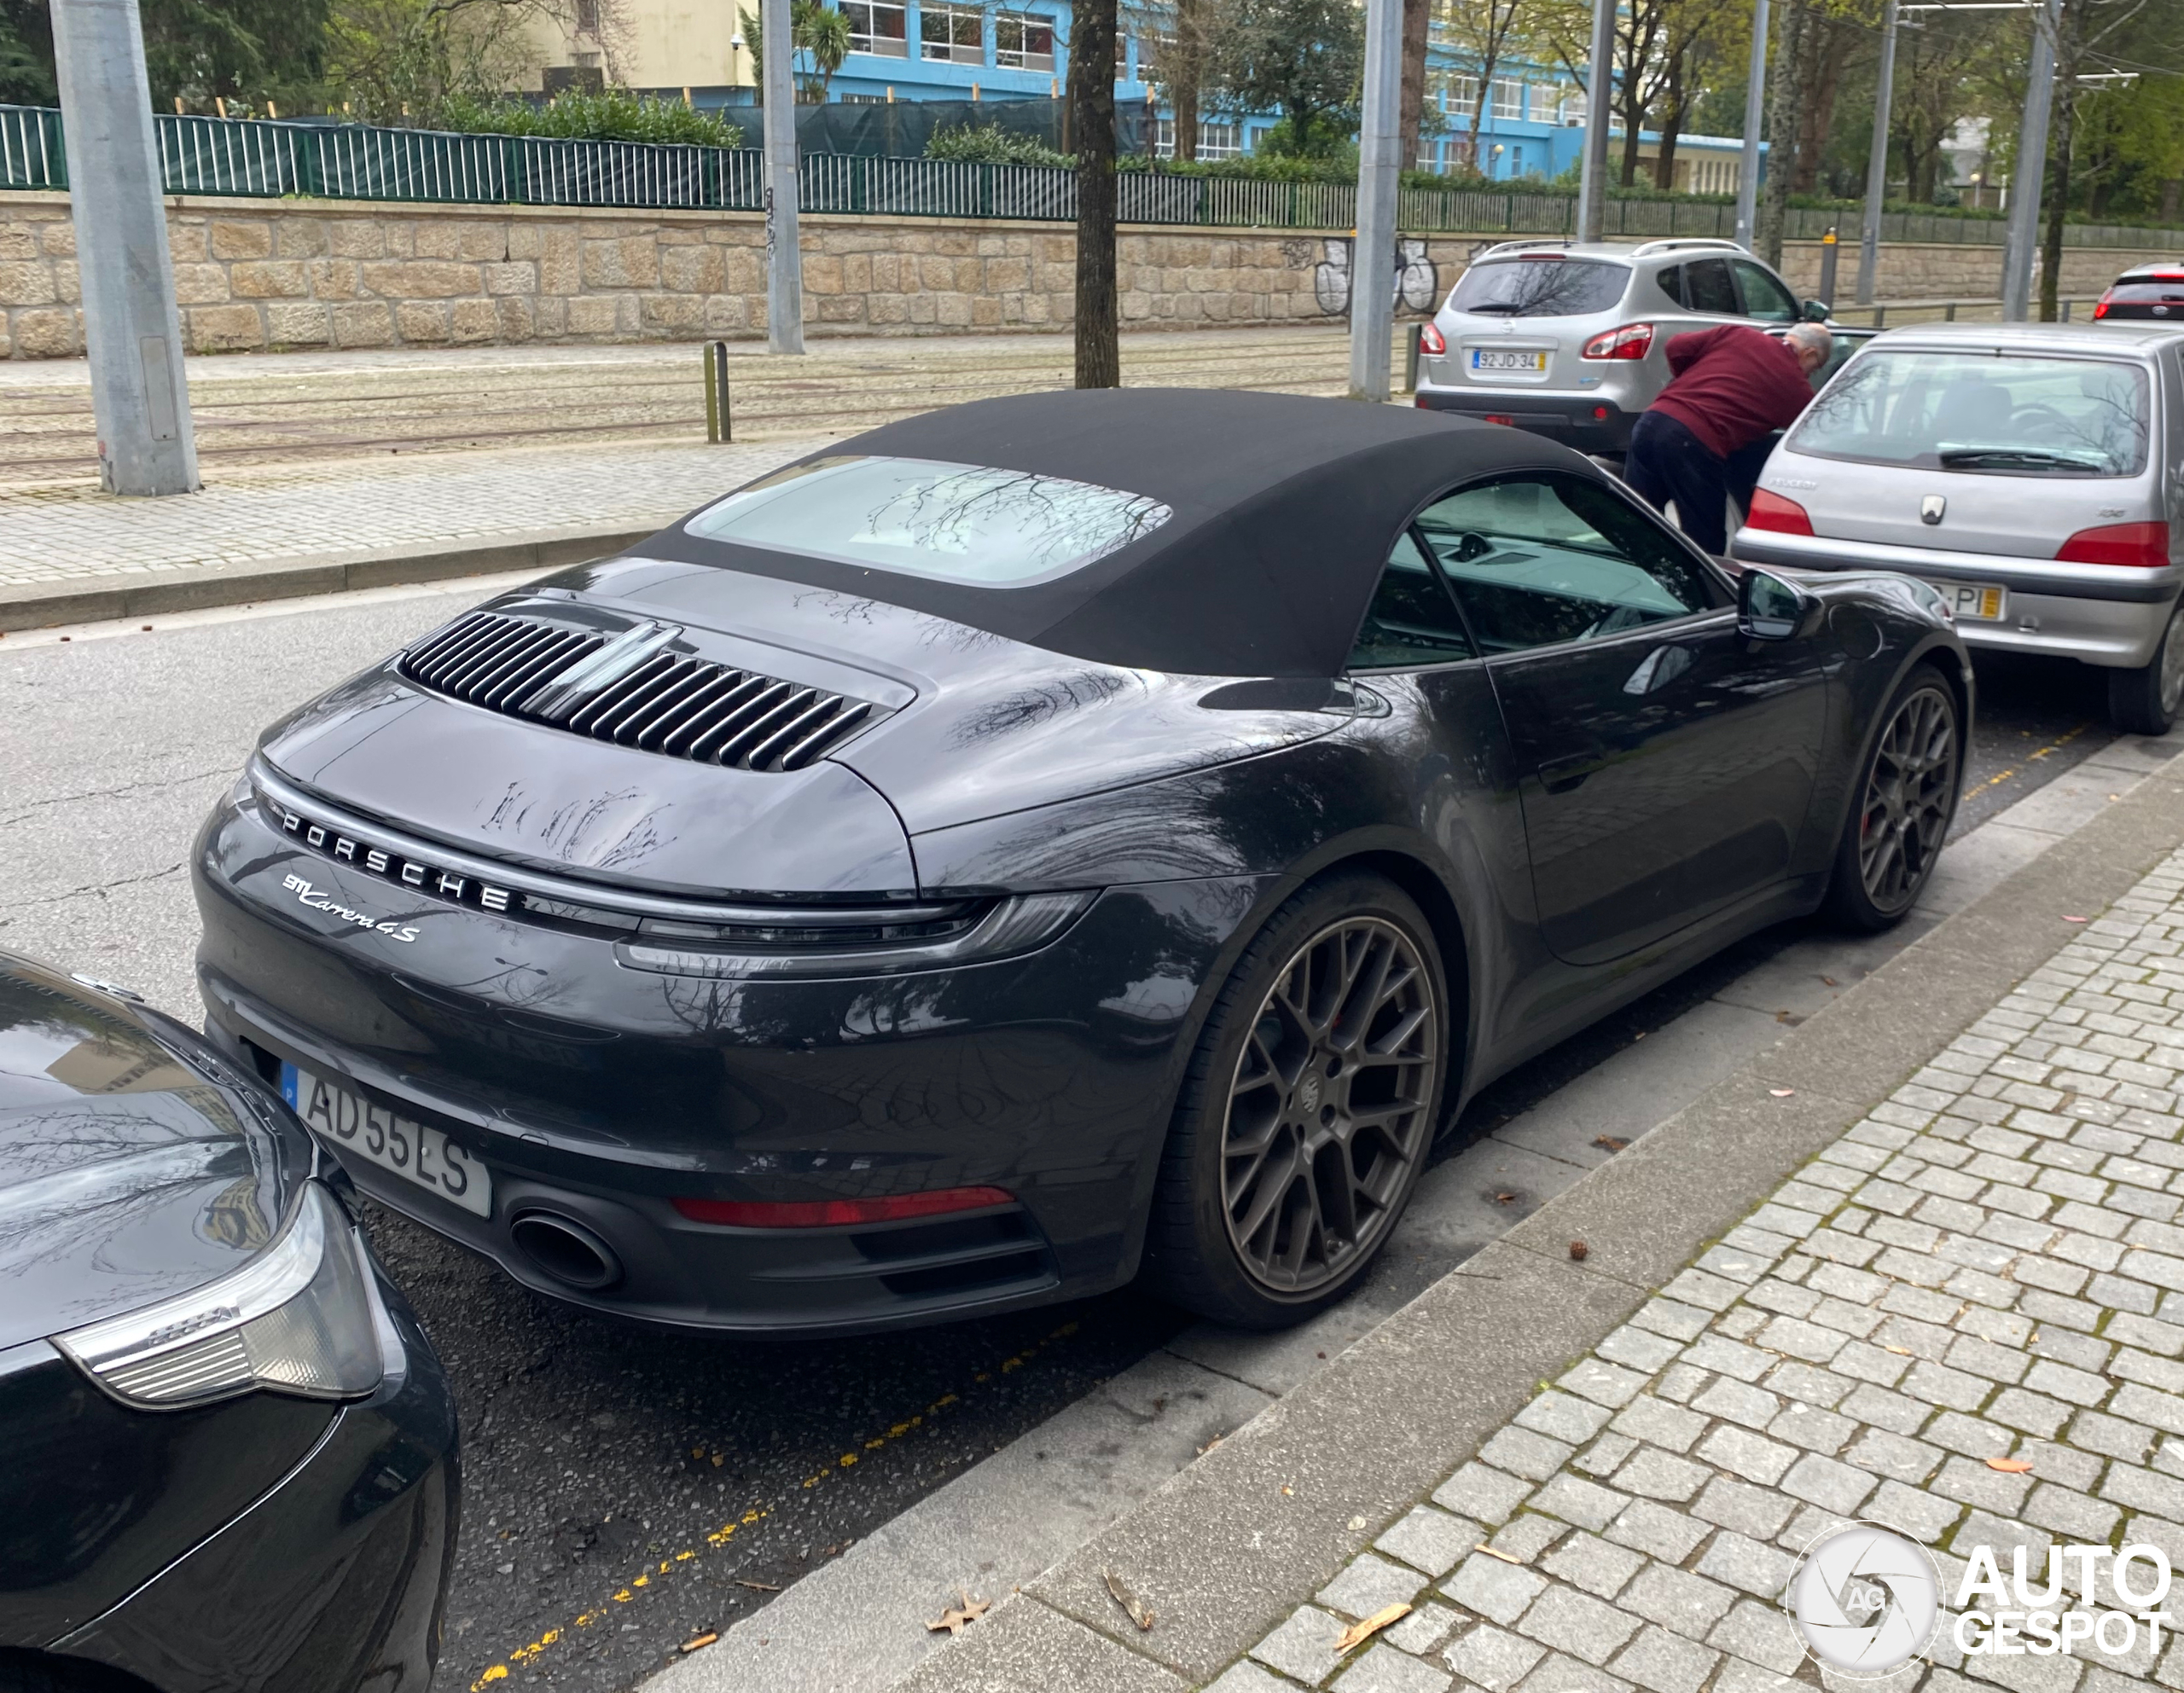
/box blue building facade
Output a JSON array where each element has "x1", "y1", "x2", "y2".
[{"x1": 770, "y1": 1, "x2": 1752, "y2": 190}]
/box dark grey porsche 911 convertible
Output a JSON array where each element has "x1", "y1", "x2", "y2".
[{"x1": 192, "y1": 390, "x2": 1971, "y2": 1335}]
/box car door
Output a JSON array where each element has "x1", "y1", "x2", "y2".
[
  {"x1": 1731, "y1": 257, "x2": 1800, "y2": 326},
  {"x1": 1414, "y1": 471, "x2": 1827, "y2": 967}
]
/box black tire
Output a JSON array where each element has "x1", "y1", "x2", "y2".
[
  {"x1": 1141, "y1": 873, "x2": 1450, "y2": 1328},
  {"x1": 2107, "y1": 598, "x2": 2184, "y2": 737},
  {"x1": 1822, "y1": 669, "x2": 1962, "y2": 932}
]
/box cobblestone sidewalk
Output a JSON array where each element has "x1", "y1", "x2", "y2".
[
  {"x1": 1213, "y1": 850, "x2": 2184, "y2": 1693},
  {"x1": 0, "y1": 437, "x2": 816, "y2": 590}
]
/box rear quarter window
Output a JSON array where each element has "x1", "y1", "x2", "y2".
[{"x1": 1448, "y1": 259, "x2": 1629, "y2": 318}]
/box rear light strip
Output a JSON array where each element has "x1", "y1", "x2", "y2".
[{"x1": 672, "y1": 1187, "x2": 1016, "y2": 1228}]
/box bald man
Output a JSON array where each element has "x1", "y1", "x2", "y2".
[{"x1": 1624, "y1": 320, "x2": 1833, "y2": 555}]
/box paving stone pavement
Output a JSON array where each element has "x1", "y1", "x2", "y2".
[
  {"x1": 1207, "y1": 848, "x2": 2184, "y2": 1693},
  {"x1": 0, "y1": 437, "x2": 818, "y2": 588}
]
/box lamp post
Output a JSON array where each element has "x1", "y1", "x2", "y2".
[
  {"x1": 1575, "y1": 0, "x2": 1615, "y2": 241},
  {"x1": 2001, "y1": 0, "x2": 2060, "y2": 322},
  {"x1": 1733, "y1": 0, "x2": 1769, "y2": 250},
  {"x1": 1349, "y1": 0, "x2": 1402, "y2": 400},
  {"x1": 760, "y1": 0, "x2": 804, "y2": 352},
  {"x1": 1853, "y1": 0, "x2": 1899, "y2": 304}
]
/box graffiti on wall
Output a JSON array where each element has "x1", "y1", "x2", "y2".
[{"x1": 1311, "y1": 237, "x2": 1441, "y2": 316}]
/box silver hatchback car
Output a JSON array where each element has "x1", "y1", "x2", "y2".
[
  {"x1": 1411, "y1": 237, "x2": 1827, "y2": 456},
  {"x1": 1733, "y1": 322, "x2": 2184, "y2": 733}
]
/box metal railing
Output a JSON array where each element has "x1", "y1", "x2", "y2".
[{"x1": 6, "y1": 104, "x2": 2184, "y2": 250}]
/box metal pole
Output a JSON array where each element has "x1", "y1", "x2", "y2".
[
  {"x1": 2001, "y1": 0, "x2": 2059, "y2": 322},
  {"x1": 1576, "y1": 0, "x2": 1616, "y2": 242},
  {"x1": 50, "y1": 0, "x2": 196, "y2": 496},
  {"x1": 1349, "y1": 0, "x2": 1401, "y2": 402},
  {"x1": 1854, "y1": 0, "x2": 1899, "y2": 304},
  {"x1": 1817, "y1": 226, "x2": 1839, "y2": 304},
  {"x1": 704, "y1": 340, "x2": 734, "y2": 441},
  {"x1": 761, "y1": 0, "x2": 804, "y2": 354},
  {"x1": 1733, "y1": 0, "x2": 1769, "y2": 251}
]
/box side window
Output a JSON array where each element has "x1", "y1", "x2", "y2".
[
  {"x1": 1655, "y1": 264, "x2": 1686, "y2": 307},
  {"x1": 1347, "y1": 530, "x2": 1478, "y2": 670},
  {"x1": 1733, "y1": 258, "x2": 1799, "y2": 324},
  {"x1": 1414, "y1": 473, "x2": 1724, "y2": 655},
  {"x1": 1682, "y1": 258, "x2": 1740, "y2": 316}
]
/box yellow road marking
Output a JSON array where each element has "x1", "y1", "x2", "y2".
[
  {"x1": 466, "y1": 1319, "x2": 1082, "y2": 1690},
  {"x1": 1962, "y1": 721, "x2": 2092, "y2": 803}
]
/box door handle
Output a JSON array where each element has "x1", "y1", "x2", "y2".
[{"x1": 1538, "y1": 753, "x2": 1597, "y2": 795}]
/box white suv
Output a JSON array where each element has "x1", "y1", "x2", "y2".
[{"x1": 1412, "y1": 238, "x2": 1828, "y2": 458}]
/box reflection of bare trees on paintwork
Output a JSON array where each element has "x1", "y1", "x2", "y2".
[
  {"x1": 1451, "y1": 261, "x2": 1626, "y2": 319},
  {"x1": 951, "y1": 670, "x2": 1139, "y2": 749},
  {"x1": 853, "y1": 466, "x2": 1169, "y2": 577}
]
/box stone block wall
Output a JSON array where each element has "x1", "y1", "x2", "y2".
[{"x1": 0, "y1": 189, "x2": 2169, "y2": 359}]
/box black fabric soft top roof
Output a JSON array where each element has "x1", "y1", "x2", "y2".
[{"x1": 643, "y1": 387, "x2": 1582, "y2": 677}]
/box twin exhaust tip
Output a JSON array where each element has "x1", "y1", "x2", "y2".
[{"x1": 508, "y1": 1210, "x2": 624, "y2": 1291}]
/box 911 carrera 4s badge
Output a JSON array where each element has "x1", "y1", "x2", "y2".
[{"x1": 281, "y1": 873, "x2": 421, "y2": 942}]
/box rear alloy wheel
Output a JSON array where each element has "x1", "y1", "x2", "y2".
[
  {"x1": 2107, "y1": 599, "x2": 2184, "y2": 737},
  {"x1": 1825, "y1": 673, "x2": 1960, "y2": 931},
  {"x1": 1145, "y1": 876, "x2": 1448, "y2": 1328}
]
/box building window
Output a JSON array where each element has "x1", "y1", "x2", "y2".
[
  {"x1": 1116, "y1": 33, "x2": 1130, "y2": 76},
  {"x1": 921, "y1": 3, "x2": 984, "y2": 63},
  {"x1": 574, "y1": 0, "x2": 600, "y2": 32},
  {"x1": 843, "y1": 0, "x2": 909, "y2": 57},
  {"x1": 1491, "y1": 77, "x2": 1524, "y2": 121},
  {"x1": 1557, "y1": 87, "x2": 1585, "y2": 125},
  {"x1": 1416, "y1": 139, "x2": 1441, "y2": 171},
  {"x1": 1433, "y1": 71, "x2": 1478, "y2": 114},
  {"x1": 996, "y1": 11, "x2": 1054, "y2": 70},
  {"x1": 1154, "y1": 119, "x2": 1240, "y2": 159}
]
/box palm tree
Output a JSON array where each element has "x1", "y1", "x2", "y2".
[{"x1": 739, "y1": 0, "x2": 851, "y2": 102}]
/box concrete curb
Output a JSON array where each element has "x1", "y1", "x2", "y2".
[
  {"x1": 896, "y1": 751, "x2": 2184, "y2": 1692},
  {"x1": 0, "y1": 522, "x2": 655, "y2": 633}
]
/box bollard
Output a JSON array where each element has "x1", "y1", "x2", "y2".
[
  {"x1": 1817, "y1": 228, "x2": 1838, "y2": 310},
  {"x1": 1404, "y1": 322, "x2": 1423, "y2": 394},
  {"x1": 1945, "y1": 302, "x2": 1957, "y2": 321},
  {"x1": 703, "y1": 340, "x2": 732, "y2": 443}
]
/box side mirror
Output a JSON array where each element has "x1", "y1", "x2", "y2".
[
  {"x1": 1739, "y1": 566, "x2": 1814, "y2": 641},
  {"x1": 1802, "y1": 299, "x2": 1832, "y2": 322}
]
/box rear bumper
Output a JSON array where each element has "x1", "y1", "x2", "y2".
[
  {"x1": 192, "y1": 788, "x2": 1243, "y2": 1336},
  {"x1": 1732, "y1": 528, "x2": 2183, "y2": 667},
  {"x1": 1413, "y1": 386, "x2": 1636, "y2": 454},
  {"x1": 54, "y1": 1268, "x2": 459, "y2": 1693}
]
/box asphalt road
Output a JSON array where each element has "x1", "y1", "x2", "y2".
[{"x1": 0, "y1": 585, "x2": 2123, "y2": 1692}]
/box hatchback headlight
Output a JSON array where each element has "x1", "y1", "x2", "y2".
[{"x1": 56, "y1": 1183, "x2": 384, "y2": 1409}]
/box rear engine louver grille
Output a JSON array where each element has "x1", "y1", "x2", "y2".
[{"x1": 398, "y1": 612, "x2": 885, "y2": 773}]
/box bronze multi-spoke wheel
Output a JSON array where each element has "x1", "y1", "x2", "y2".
[
  {"x1": 1147, "y1": 875, "x2": 1449, "y2": 1327},
  {"x1": 1826, "y1": 672, "x2": 1961, "y2": 931}
]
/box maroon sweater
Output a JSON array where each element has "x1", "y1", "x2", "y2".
[{"x1": 1647, "y1": 325, "x2": 1814, "y2": 458}]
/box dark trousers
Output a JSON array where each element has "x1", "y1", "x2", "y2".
[{"x1": 1625, "y1": 409, "x2": 1734, "y2": 556}]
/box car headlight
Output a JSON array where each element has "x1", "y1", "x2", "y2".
[
  {"x1": 56, "y1": 1183, "x2": 384, "y2": 1409},
  {"x1": 615, "y1": 890, "x2": 1097, "y2": 980}
]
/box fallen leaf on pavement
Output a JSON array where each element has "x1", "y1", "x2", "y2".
[
  {"x1": 1769, "y1": 1088, "x2": 1795, "y2": 1098},
  {"x1": 1593, "y1": 1136, "x2": 1629, "y2": 1151},
  {"x1": 1493, "y1": 1191, "x2": 1519, "y2": 1204},
  {"x1": 681, "y1": 1633, "x2": 717, "y2": 1653},
  {"x1": 735, "y1": 1579, "x2": 782, "y2": 1592},
  {"x1": 1336, "y1": 1603, "x2": 1413, "y2": 1653},
  {"x1": 1821, "y1": 977, "x2": 1838, "y2": 987},
  {"x1": 926, "y1": 1592, "x2": 991, "y2": 1637},
  {"x1": 1884, "y1": 1345, "x2": 1913, "y2": 1355},
  {"x1": 2063, "y1": 916, "x2": 2088, "y2": 923},
  {"x1": 1570, "y1": 1240, "x2": 1589, "y2": 1261},
  {"x1": 1987, "y1": 1458, "x2": 2035, "y2": 1473},
  {"x1": 1105, "y1": 1569, "x2": 1155, "y2": 1631},
  {"x1": 1475, "y1": 1544, "x2": 1525, "y2": 1565}
]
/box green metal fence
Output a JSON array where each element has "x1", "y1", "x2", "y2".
[{"x1": 6, "y1": 103, "x2": 2183, "y2": 250}]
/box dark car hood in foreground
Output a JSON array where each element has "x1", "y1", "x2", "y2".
[
  {"x1": 256, "y1": 560, "x2": 1350, "y2": 899},
  {"x1": 0, "y1": 956, "x2": 307, "y2": 1348}
]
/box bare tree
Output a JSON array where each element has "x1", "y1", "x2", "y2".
[
  {"x1": 1756, "y1": 0, "x2": 1807, "y2": 263},
  {"x1": 1071, "y1": 0, "x2": 1121, "y2": 386},
  {"x1": 1443, "y1": 0, "x2": 1533, "y2": 171},
  {"x1": 1398, "y1": 0, "x2": 1432, "y2": 172}
]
